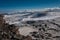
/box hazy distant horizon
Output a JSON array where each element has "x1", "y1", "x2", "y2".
[{"x1": 0, "y1": 7, "x2": 60, "y2": 13}]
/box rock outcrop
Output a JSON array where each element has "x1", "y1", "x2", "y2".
[
  {"x1": 0, "y1": 14, "x2": 32, "y2": 40},
  {"x1": 25, "y1": 20, "x2": 60, "y2": 40}
]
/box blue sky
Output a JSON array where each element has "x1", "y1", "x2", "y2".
[{"x1": 0, "y1": 0, "x2": 59, "y2": 10}]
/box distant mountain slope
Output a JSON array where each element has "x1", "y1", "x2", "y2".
[{"x1": 4, "y1": 8, "x2": 60, "y2": 24}]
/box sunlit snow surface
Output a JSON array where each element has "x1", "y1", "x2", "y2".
[{"x1": 4, "y1": 12, "x2": 60, "y2": 23}]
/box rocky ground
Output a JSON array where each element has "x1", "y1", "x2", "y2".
[
  {"x1": 0, "y1": 14, "x2": 32, "y2": 40},
  {"x1": 0, "y1": 14, "x2": 60, "y2": 40},
  {"x1": 23, "y1": 17, "x2": 60, "y2": 40}
]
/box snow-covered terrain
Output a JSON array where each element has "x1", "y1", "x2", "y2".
[
  {"x1": 4, "y1": 8, "x2": 60, "y2": 25},
  {"x1": 22, "y1": 12, "x2": 60, "y2": 21}
]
